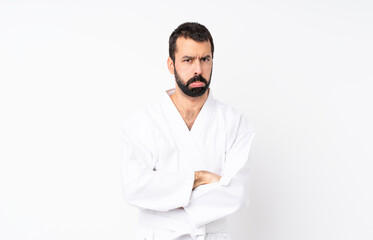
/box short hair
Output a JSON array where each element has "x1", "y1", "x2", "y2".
[{"x1": 169, "y1": 22, "x2": 214, "y2": 62}]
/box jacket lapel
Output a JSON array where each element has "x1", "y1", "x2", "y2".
[{"x1": 160, "y1": 88, "x2": 215, "y2": 171}]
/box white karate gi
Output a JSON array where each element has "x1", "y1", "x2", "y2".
[{"x1": 122, "y1": 88, "x2": 256, "y2": 240}]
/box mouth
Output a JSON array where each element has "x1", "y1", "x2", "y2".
[{"x1": 189, "y1": 81, "x2": 206, "y2": 88}]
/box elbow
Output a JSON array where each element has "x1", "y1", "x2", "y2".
[
  {"x1": 229, "y1": 196, "x2": 246, "y2": 215},
  {"x1": 122, "y1": 176, "x2": 145, "y2": 208},
  {"x1": 122, "y1": 184, "x2": 149, "y2": 210},
  {"x1": 228, "y1": 181, "x2": 249, "y2": 214},
  {"x1": 122, "y1": 182, "x2": 138, "y2": 207},
  {"x1": 122, "y1": 182, "x2": 174, "y2": 212},
  {"x1": 235, "y1": 192, "x2": 249, "y2": 212}
]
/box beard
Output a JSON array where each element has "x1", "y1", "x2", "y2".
[{"x1": 174, "y1": 68, "x2": 212, "y2": 97}]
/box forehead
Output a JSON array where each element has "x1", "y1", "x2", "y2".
[{"x1": 175, "y1": 37, "x2": 212, "y2": 58}]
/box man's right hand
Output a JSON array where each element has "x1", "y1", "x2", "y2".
[{"x1": 193, "y1": 171, "x2": 221, "y2": 189}]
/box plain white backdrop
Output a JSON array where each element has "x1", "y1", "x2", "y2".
[{"x1": 1, "y1": 0, "x2": 372, "y2": 239}]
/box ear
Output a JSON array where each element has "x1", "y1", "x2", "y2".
[{"x1": 167, "y1": 57, "x2": 175, "y2": 75}]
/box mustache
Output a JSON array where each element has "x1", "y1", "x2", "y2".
[{"x1": 186, "y1": 75, "x2": 208, "y2": 87}]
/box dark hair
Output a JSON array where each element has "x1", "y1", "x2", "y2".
[{"x1": 169, "y1": 22, "x2": 214, "y2": 62}]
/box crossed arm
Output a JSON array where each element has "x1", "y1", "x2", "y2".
[{"x1": 122, "y1": 123, "x2": 255, "y2": 227}]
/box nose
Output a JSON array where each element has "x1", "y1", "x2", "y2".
[{"x1": 194, "y1": 60, "x2": 202, "y2": 75}]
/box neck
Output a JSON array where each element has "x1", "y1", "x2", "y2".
[{"x1": 170, "y1": 87, "x2": 209, "y2": 113}]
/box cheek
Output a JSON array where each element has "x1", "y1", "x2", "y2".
[
  {"x1": 202, "y1": 64, "x2": 212, "y2": 71},
  {"x1": 202, "y1": 65, "x2": 212, "y2": 76},
  {"x1": 181, "y1": 64, "x2": 194, "y2": 73},
  {"x1": 177, "y1": 65, "x2": 194, "y2": 78}
]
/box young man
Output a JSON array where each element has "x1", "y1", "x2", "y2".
[{"x1": 122, "y1": 22, "x2": 256, "y2": 240}]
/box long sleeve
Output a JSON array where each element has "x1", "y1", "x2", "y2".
[
  {"x1": 122, "y1": 125, "x2": 195, "y2": 212},
  {"x1": 184, "y1": 130, "x2": 256, "y2": 228}
]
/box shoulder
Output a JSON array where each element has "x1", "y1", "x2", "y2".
[
  {"x1": 122, "y1": 101, "x2": 163, "y2": 144},
  {"x1": 213, "y1": 99, "x2": 256, "y2": 153},
  {"x1": 123, "y1": 103, "x2": 158, "y2": 126},
  {"x1": 214, "y1": 99, "x2": 255, "y2": 134}
]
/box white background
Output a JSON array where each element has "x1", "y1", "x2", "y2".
[{"x1": 1, "y1": 1, "x2": 372, "y2": 240}]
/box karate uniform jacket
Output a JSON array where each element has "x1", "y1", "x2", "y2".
[{"x1": 122, "y1": 88, "x2": 256, "y2": 239}]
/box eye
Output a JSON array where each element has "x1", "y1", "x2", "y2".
[
  {"x1": 201, "y1": 57, "x2": 210, "y2": 62},
  {"x1": 183, "y1": 59, "x2": 191, "y2": 63}
]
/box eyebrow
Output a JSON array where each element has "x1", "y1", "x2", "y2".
[{"x1": 182, "y1": 55, "x2": 212, "y2": 59}]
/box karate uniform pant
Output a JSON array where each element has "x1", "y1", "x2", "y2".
[{"x1": 135, "y1": 224, "x2": 231, "y2": 240}]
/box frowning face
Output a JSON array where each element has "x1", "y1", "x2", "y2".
[{"x1": 168, "y1": 37, "x2": 213, "y2": 97}]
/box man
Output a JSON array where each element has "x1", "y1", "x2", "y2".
[{"x1": 122, "y1": 22, "x2": 256, "y2": 240}]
